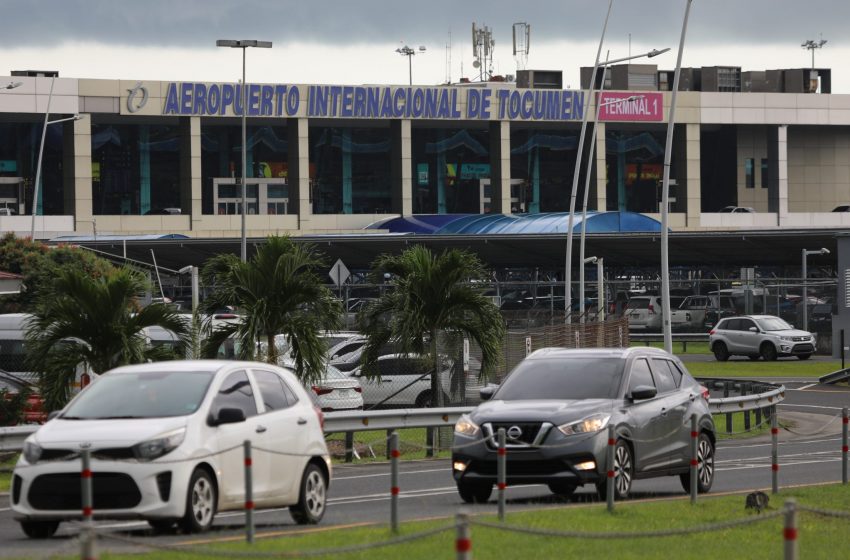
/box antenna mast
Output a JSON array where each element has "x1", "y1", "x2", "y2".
[
  {"x1": 512, "y1": 22, "x2": 530, "y2": 71},
  {"x1": 472, "y1": 23, "x2": 495, "y2": 81}
]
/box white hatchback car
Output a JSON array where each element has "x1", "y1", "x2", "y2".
[{"x1": 11, "y1": 360, "x2": 331, "y2": 538}]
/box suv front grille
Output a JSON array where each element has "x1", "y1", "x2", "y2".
[
  {"x1": 484, "y1": 422, "x2": 551, "y2": 447},
  {"x1": 28, "y1": 472, "x2": 141, "y2": 510}
]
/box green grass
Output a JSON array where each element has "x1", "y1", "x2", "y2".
[
  {"x1": 88, "y1": 483, "x2": 849, "y2": 560},
  {"x1": 0, "y1": 453, "x2": 16, "y2": 493},
  {"x1": 325, "y1": 427, "x2": 452, "y2": 463},
  {"x1": 713, "y1": 412, "x2": 772, "y2": 440},
  {"x1": 684, "y1": 359, "x2": 841, "y2": 378},
  {"x1": 631, "y1": 341, "x2": 712, "y2": 354}
]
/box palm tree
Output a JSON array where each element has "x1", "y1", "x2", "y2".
[
  {"x1": 199, "y1": 236, "x2": 342, "y2": 383},
  {"x1": 25, "y1": 267, "x2": 190, "y2": 410},
  {"x1": 359, "y1": 245, "x2": 505, "y2": 407}
]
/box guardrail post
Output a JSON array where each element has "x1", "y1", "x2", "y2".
[
  {"x1": 345, "y1": 431, "x2": 354, "y2": 463},
  {"x1": 772, "y1": 412, "x2": 779, "y2": 494},
  {"x1": 742, "y1": 384, "x2": 751, "y2": 431},
  {"x1": 606, "y1": 424, "x2": 615, "y2": 513},
  {"x1": 689, "y1": 414, "x2": 698, "y2": 504},
  {"x1": 390, "y1": 431, "x2": 399, "y2": 534},
  {"x1": 783, "y1": 499, "x2": 798, "y2": 560},
  {"x1": 723, "y1": 382, "x2": 732, "y2": 434},
  {"x1": 243, "y1": 440, "x2": 254, "y2": 544},
  {"x1": 80, "y1": 449, "x2": 96, "y2": 560},
  {"x1": 842, "y1": 407, "x2": 848, "y2": 485},
  {"x1": 455, "y1": 511, "x2": 471, "y2": 560},
  {"x1": 426, "y1": 427, "x2": 435, "y2": 458},
  {"x1": 497, "y1": 428, "x2": 506, "y2": 521}
]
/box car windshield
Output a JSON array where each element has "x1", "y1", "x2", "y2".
[
  {"x1": 625, "y1": 299, "x2": 650, "y2": 310},
  {"x1": 756, "y1": 317, "x2": 793, "y2": 331},
  {"x1": 61, "y1": 370, "x2": 215, "y2": 419},
  {"x1": 324, "y1": 365, "x2": 349, "y2": 380},
  {"x1": 495, "y1": 358, "x2": 625, "y2": 401}
]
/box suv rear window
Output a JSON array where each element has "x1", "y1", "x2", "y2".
[{"x1": 626, "y1": 298, "x2": 650, "y2": 310}]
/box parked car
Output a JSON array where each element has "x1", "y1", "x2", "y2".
[
  {"x1": 451, "y1": 347, "x2": 715, "y2": 503},
  {"x1": 625, "y1": 295, "x2": 662, "y2": 331},
  {"x1": 308, "y1": 364, "x2": 364, "y2": 412},
  {"x1": 832, "y1": 205, "x2": 850, "y2": 212},
  {"x1": 670, "y1": 295, "x2": 737, "y2": 332},
  {"x1": 0, "y1": 370, "x2": 47, "y2": 425},
  {"x1": 11, "y1": 360, "x2": 331, "y2": 538},
  {"x1": 719, "y1": 206, "x2": 755, "y2": 213},
  {"x1": 709, "y1": 315, "x2": 815, "y2": 361}
]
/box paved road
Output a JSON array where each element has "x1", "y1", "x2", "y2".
[{"x1": 1, "y1": 383, "x2": 847, "y2": 557}]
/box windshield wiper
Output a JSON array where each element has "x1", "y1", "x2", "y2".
[{"x1": 98, "y1": 415, "x2": 146, "y2": 419}]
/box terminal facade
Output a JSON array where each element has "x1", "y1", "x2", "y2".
[{"x1": 1, "y1": 65, "x2": 850, "y2": 240}]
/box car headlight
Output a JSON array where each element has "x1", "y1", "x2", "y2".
[
  {"x1": 558, "y1": 413, "x2": 611, "y2": 436},
  {"x1": 132, "y1": 427, "x2": 186, "y2": 461},
  {"x1": 780, "y1": 336, "x2": 794, "y2": 341},
  {"x1": 23, "y1": 440, "x2": 42, "y2": 464},
  {"x1": 454, "y1": 414, "x2": 480, "y2": 437}
]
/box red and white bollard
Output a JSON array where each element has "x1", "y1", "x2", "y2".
[
  {"x1": 497, "y1": 428, "x2": 506, "y2": 521},
  {"x1": 244, "y1": 440, "x2": 254, "y2": 544},
  {"x1": 455, "y1": 511, "x2": 471, "y2": 560},
  {"x1": 772, "y1": 412, "x2": 780, "y2": 494},
  {"x1": 689, "y1": 414, "x2": 698, "y2": 504},
  {"x1": 80, "y1": 449, "x2": 97, "y2": 560},
  {"x1": 390, "y1": 431, "x2": 399, "y2": 533},
  {"x1": 842, "y1": 407, "x2": 848, "y2": 485},
  {"x1": 606, "y1": 424, "x2": 615, "y2": 512},
  {"x1": 783, "y1": 498, "x2": 798, "y2": 560}
]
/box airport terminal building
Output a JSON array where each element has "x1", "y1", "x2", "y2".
[{"x1": 1, "y1": 65, "x2": 850, "y2": 241}]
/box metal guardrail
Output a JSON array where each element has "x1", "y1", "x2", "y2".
[
  {"x1": 630, "y1": 333, "x2": 710, "y2": 341},
  {"x1": 0, "y1": 381, "x2": 783, "y2": 454}
]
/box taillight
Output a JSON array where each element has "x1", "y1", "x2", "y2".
[
  {"x1": 709, "y1": 329, "x2": 716, "y2": 335},
  {"x1": 354, "y1": 386, "x2": 362, "y2": 393},
  {"x1": 313, "y1": 405, "x2": 324, "y2": 429},
  {"x1": 311, "y1": 386, "x2": 334, "y2": 396},
  {"x1": 699, "y1": 385, "x2": 710, "y2": 401},
  {"x1": 648, "y1": 303, "x2": 656, "y2": 314}
]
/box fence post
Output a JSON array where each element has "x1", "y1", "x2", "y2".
[
  {"x1": 390, "y1": 431, "x2": 399, "y2": 534},
  {"x1": 80, "y1": 449, "x2": 96, "y2": 560},
  {"x1": 689, "y1": 414, "x2": 698, "y2": 504},
  {"x1": 345, "y1": 431, "x2": 354, "y2": 463},
  {"x1": 606, "y1": 424, "x2": 615, "y2": 513},
  {"x1": 742, "y1": 384, "x2": 751, "y2": 431},
  {"x1": 426, "y1": 427, "x2": 435, "y2": 458},
  {"x1": 772, "y1": 412, "x2": 780, "y2": 494},
  {"x1": 842, "y1": 407, "x2": 848, "y2": 485},
  {"x1": 783, "y1": 499, "x2": 798, "y2": 560},
  {"x1": 723, "y1": 382, "x2": 732, "y2": 434},
  {"x1": 497, "y1": 428, "x2": 506, "y2": 521},
  {"x1": 455, "y1": 511, "x2": 472, "y2": 560},
  {"x1": 243, "y1": 440, "x2": 254, "y2": 544}
]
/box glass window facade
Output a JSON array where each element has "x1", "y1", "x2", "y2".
[
  {"x1": 200, "y1": 122, "x2": 291, "y2": 216},
  {"x1": 0, "y1": 120, "x2": 66, "y2": 215},
  {"x1": 91, "y1": 122, "x2": 180, "y2": 215},
  {"x1": 510, "y1": 126, "x2": 581, "y2": 213},
  {"x1": 411, "y1": 126, "x2": 491, "y2": 214},
  {"x1": 310, "y1": 125, "x2": 391, "y2": 214},
  {"x1": 745, "y1": 158, "x2": 755, "y2": 188},
  {"x1": 605, "y1": 128, "x2": 667, "y2": 212}
]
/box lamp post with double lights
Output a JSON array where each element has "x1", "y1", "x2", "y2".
[
  {"x1": 216, "y1": 39, "x2": 273, "y2": 262},
  {"x1": 396, "y1": 45, "x2": 426, "y2": 85},
  {"x1": 584, "y1": 256, "x2": 605, "y2": 322},
  {"x1": 801, "y1": 247, "x2": 829, "y2": 332},
  {"x1": 565, "y1": 47, "x2": 669, "y2": 322}
]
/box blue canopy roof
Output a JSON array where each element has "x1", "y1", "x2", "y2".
[
  {"x1": 365, "y1": 212, "x2": 663, "y2": 235},
  {"x1": 52, "y1": 234, "x2": 190, "y2": 242}
]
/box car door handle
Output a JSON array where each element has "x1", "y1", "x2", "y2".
[
  {"x1": 255, "y1": 425, "x2": 267, "y2": 433},
  {"x1": 297, "y1": 418, "x2": 308, "y2": 425}
]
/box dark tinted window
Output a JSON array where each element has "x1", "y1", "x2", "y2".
[
  {"x1": 720, "y1": 319, "x2": 740, "y2": 331},
  {"x1": 496, "y1": 357, "x2": 625, "y2": 400},
  {"x1": 253, "y1": 370, "x2": 292, "y2": 411},
  {"x1": 626, "y1": 298, "x2": 650, "y2": 310},
  {"x1": 651, "y1": 359, "x2": 677, "y2": 393},
  {"x1": 738, "y1": 319, "x2": 757, "y2": 331},
  {"x1": 211, "y1": 371, "x2": 258, "y2": 419},
  {"x1": 628, "y1": 358, "x2": 655, "y2": 394},
  {"x1": 665, "y1": 361, "x2": 684, "y2": 387}
]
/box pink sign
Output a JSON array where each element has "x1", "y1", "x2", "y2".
[{"x1": 597, "y1": 92, "x2": 663, "y2": 121}]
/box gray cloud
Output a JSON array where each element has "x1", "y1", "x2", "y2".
[{"x1": 1, "y1": 0, "x2": 844, "y2": 49}]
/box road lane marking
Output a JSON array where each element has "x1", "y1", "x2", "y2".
[
  {"x1": 334, "y1": 467, "x2": 446, "y2": 480},
  {"x1": 793, "y1": 383, "x2": 817, "y2": 390},
  {"x1": 778, "y1": 403, "x2": 842, "y2": 410}
]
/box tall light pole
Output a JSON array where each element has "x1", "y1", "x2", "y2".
[
  {"x1": 396, "y1": 45, "x2": 426, "y2": 85},
  {"x1": 660, "y1": 0, "x2": 694, "y2": 353},
  {"x1": 564, "y1": 0, "x2": 613, "y2": 323},
  {"x1": 30, "y1": 75, "x2": 82, "y2": 239},
  {"x1": 802, "y1": 247, "x2": 829, "y2": 332},
  {"x1": 801, "y1": 38, "x2": 827, "y2": 71},
  {"x1": 217, "y1": 39, "x2": 273, "y2": 262},
  {"x1": 584, "y1": 256, "x2": 605, "y2": 322}
]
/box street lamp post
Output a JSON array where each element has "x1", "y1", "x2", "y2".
[
  {"x1": 802, "y1": 248, "x2": 829, "y2": 332},
  {"x1": 396, "y1": 45, "x2": 426, "y2": 85},
  {"x1": 584, "y1": 256, "x2": 605, "y2": 322},
  {"x1": 660, "y1": 0, "x2": 694, "y2": 353},
  {"x1": 216, "y1": 39, "x2": 273, "y2": 262},
  {"x1": 30, "y1": 75, "x2": 82, "y2": 239}
]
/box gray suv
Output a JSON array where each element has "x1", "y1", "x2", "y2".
[
  {"x1": 709, "y1": 315, "x2": 815, "y2": 361},
  {"x1": 451, "y1": 347, "x2": 715, "y2": 503}
]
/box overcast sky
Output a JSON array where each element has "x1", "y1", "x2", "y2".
[{"x1": 1, "y1": 1, "x2": 847, "y2": 92}]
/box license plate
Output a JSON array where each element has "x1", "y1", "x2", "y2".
[{"x1": 337, "y1": 389, "x2": 353, "y2": 398}]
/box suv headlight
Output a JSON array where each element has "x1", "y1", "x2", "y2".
[
  {"x1": 132, "y1": 427, "x2": 186, "y2": 461},
  {"x1": 780, "y1": 336, "x2": 794, "y2": 341},
  {"x1": 22, "y1": 440, "x2": 42, "y2": 464},
  {"x1": 454, "y1": 414, "x2": 480, "y2": 437},
  {"x1": 558, "y1": 413, "x2": 611, "y2": 436}
]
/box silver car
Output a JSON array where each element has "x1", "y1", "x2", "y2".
[
  {"x1": 451, "y1": 347, "x2": 715, "y2": 503},
  {"x1": 709, "y1": 315, "x2": 815, "y2": 361}
]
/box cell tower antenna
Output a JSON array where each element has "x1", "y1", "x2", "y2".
[
  {"x1": 472, "y1": 22, "x2": 495, "y2": 81},
  {"x1": 445, "y1": 29, "x2": 452, "y2": 84},
  {"x1": 512, "y1": 22, "x2": 530, "y2": 71}
]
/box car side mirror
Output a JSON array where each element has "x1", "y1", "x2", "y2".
[
  {"x1": 631, "y1": 385, "x2": 657, "y2": 400},
  {"x1": 209, "y1": 407, "x2": 245, "y2": 426},
  {"x1": 749, "y1": 326, "x2": 758, "y2": 332},
  {"x1": 479, "y1": 384, "x2": 498, "y2": 401}
]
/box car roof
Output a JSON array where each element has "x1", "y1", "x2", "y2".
[
  {"x1": 106, "y1": 360, "x2": 285, "y2": 376},
  {"x1": 525, "y1": 347, "x2": 675, "y2": 360}
]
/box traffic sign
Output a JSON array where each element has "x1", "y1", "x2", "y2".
[{"x1": 329, "y1": 259, "x2": 350, "y2": 287}]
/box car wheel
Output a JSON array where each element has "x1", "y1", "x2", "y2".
[
  {"x1": 712, "y1": 342, "x2": 730, "y2": 362},
  {"x1": 548, "y1": 482, "x2": 577, "y2": 497},
  {"x1": 797, "y1": 354, "x2": 811, "y2": 360},
  {"x1": 760, "y1": 343, "x2": 778, "y2": 361},
  {"x1": 180, "y1": 468, "x2": 217, "y2": 533},
  {"x1": 679, "y1": 433, "x2": 715, "y2": 494},
  {"x1": 20, "y1": 520, "x2": 59, "y2": 539},
  {"x1": 597, "y1": 440, "x2": 633, "y2": 500},
  {"x1": 148, "y1": 519, "x2": 177, "y2": 533},
  {"x1": 414, "y1": 391, "x2": 432, "y2": 408},
  {"x1": 290, "y1": 463, "x2": 327, "y2": 524},
  {"x1": 748, "y1": 355, "x2": 760, "y2": 361},
  {"x1": 457, "y1": 480, "x2": 493, "y2": 504}
]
